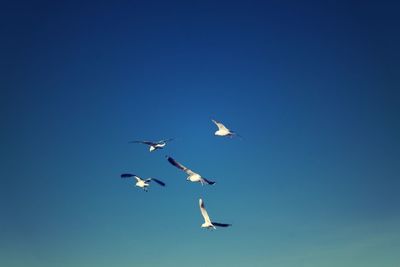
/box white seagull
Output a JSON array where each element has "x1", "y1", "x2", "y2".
[
  {"x1": 120, "y1": 173, "x2": 166, "y2": 191},
  {"x1": 166, "y1": 156, "x2": 215, "y2": 185},
  {"x1": 129, "y1": 138, "x2": 173, "y2": 152},
  {"x1": 199, "y1": 198, "x2": 231, "y2": 229},
  {"x1": 211, "y1": 119, "x2": 240, "y2": 138}
]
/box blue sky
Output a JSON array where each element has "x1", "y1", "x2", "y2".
[{"x1": 1, "y1": 0, "x2": 399, "y2": 266}]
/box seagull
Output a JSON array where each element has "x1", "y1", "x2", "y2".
[
  {"x1": 120, "y1": 173, "x2": 166, "y2": 191},
  {"x1": 199, "y1": 198, "x2": 231, "y2": 229},
  {"x1": 166, "y1": 156, "x2": 215, "y2": 185},
  {"x1": 211, "y1": 119, "x2": 240, "y2": 138},
  {"x1": 129, "y1": 138, "x2": 173, "y2": 152}
]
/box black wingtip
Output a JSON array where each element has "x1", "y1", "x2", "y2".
[
  {"x1": 121, "y1": 173, "x2": 135, "y2": 178},
  {"x1": 167, "y1": 157, "x2": 176, "y2": 165},
  {"x1": 151, "y1": 178, "x2": 166, "y2": 187},
  {"x1": 212, "y1": 222, "x2": 232, "y2": 227},
  {"x1": 203, "y1": 178, "x2": 216, "y2": 185}
]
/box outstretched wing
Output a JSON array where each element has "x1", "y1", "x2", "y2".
[
  {"x1": 230, "y1": 131, "x2": 243, "y2": 139},
  {"x1": 129, "y1": 140, "x2": 155, "y2": 145},
  {"x1": 158, "y1": 138, "x2": 174, "y2": 144},
  {"x1": 166, "y1": 156, "x2": 195, "y2": 175},
  {"x1": 211, "y1": 119, "x2": 229, "y2": 131},
  {"x1": 212, "y1": 222, "x2": 231, "y2": 227},
  {"x1": 121, "y1": 173, "x2": 141, "y2": 182},
  {"x1": 121, "y1": 173, "x2": 136, "y2": 178},
  {"x1": 199, "y1": 198, "x2": 211, "y2": 224},
  {"x1": 146, "y1": 178, "x2": 166, "y2": 187}
]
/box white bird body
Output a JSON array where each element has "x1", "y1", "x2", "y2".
[
  {"x1": 201, "y1": 221, "x2": 215, "y2": 229},
  {"x1": 212, "y1": 119, "x2": 239, "y2": 138},
  {"x1": 134, "y1": 176, "x2": 150, "y2": 189},
  {"x1": 166, "y1": 156, "x2": 215, "y2": 185},
  {"x1": 187, "y1": 173, "x2": 202, "y2": 183},
  {"x1": 215, "y1": 129, "x2": 230, "y2": 136},
  {"x1": 151, "y1": 142, "x2": 166, "y2": 151},
  {"x1": 120, "y1": 173, "x2": 166, "y2": 192},
  {"x1": 199, "y1": 198, "x2": 231, "y2": 229}
]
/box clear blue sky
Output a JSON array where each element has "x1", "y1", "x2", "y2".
[{"x1": 1, "y1": 0, "x2": 399, "y2": 266}]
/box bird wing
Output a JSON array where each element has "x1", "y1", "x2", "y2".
[
  {"x1": 121, "y1": 173, "x2": 135, "y2": 178},
  {"x1": 199, "y1": 198, "x2": 211, "y2": 224},
  {"x1": 167, "y1": 156, "x2": 195, "y2": 175},
  {"x1": 231, "y1": 131, "x2": 243, "y2": 139},
  {"x1": 121, "y1": 173, "x2": 141, "y2": 182},
  {"x1": 158, "y1": 138, "x2": 174, "y2": 144},
  {"x1": 212, "y1": 222, "x2": 231, "y2": 227},
  {"x1": 202, "y1": 177, "x2": 216, "y2": 185},
  {"x1": 129, "y1": 140, "x2": 155, "y2": 145},
  {"x1": 146, "y1": 178, "x2": 166, "y2": 186},
  {"x1": 212, "y1": 119, "x2": 229, "y2": 131}
]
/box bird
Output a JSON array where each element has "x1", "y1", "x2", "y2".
[
  {"x1": 129, "y1": 138, "x2": 174, "y2": 152},
  {"x1": 211, "y1": 119, "x2": 240, "y2": 138},
  {"x1": 120, "y1": 173, "x2": 166, "y2": 191},
  {"x1": 199, "y1": 198, "x2": 231, "y2": 229},
  {"x1": 166, "y1": 156, "x2": 215, "y2": 185}
]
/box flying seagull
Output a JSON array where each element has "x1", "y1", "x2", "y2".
[
  {"x1": 199, "y1": 198, "x2": 231, "y2": 229},
  {"x1": 166, "y1": 156, "x2": 215, "y2": 185},
  {"x1": 120, "y1": 173, "x2": 166, "y2": 191},
  {"x1": 211, "y1": 119, "x2": 240, "y2": 138},
  {"x1": 129, "y1": 138, "x2": 173, "y2": 152}
]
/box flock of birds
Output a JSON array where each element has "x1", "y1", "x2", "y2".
[{"x1": 120, "y1": 119, "x2": 239, "y2": 230}]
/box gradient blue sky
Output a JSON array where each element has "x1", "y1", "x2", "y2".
[{"x1": 1, "y1": 0, "x2": 399, "y2": 266}]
